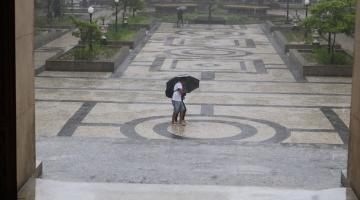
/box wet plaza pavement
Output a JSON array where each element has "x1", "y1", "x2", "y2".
[{"x1": 35, "y1": 23, "x2": 351, "y2": 189}]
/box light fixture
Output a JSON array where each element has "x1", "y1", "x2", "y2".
[{"x1": 88, "y1": 6, "x2": 94, "y2": 14}]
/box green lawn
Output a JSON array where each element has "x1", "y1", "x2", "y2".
[
  {"x1": 106, "y1": 27, "x2": 138, "y2": 41},
  {"x1": 60, "y1": 45, "x2": 119, "y2": 60},
  {"x1": 303, "y1": 48, "x2": 353, "y2": 65}
]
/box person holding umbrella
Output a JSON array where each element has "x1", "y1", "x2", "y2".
[
  {"x1": 166, "y1": 75, "x2": 200, "y2": 126},
  {"x1": 172, "y1": 80, "x2": 186, "y2": 125}
]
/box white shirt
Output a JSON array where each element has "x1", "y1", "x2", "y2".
[{"x1": 172, "y1": 82, "x2": 183, "y2": 101}]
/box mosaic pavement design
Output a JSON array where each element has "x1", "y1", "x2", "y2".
[{"x1": 35, "y1": 23, "x2": 351, "y2": 145}]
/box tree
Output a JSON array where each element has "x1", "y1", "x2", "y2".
[
  {"x1": 302, "y1": 0, "x2": 355, "y2": 63},
  {"x1": 70, "y1": 17, "x2": 102, "y2": 51},
  {"x1": 128, "y1": 0, "x2": 145, "y2": 17},
  {"x1": 198, "y1": 0, "x2": 219, "y2": 24}
]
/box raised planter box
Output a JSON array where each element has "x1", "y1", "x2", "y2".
[
  {"x1": 289, "y1": 49, "x2": 353, "y2": 77},
  {"x1": 34, "y1": 28, "x2": 71, "y2": 49},
  {"x1": 107, "y1": 28, "x2": 146, "y2": 49},
  {"x1": 273, "y1": 30, "x2": 341, "y2": 53},
  {"x1": 191, "y1": 17, "x2": 226, "y2": 24},
  {"x1": 224, "y1": 5, "x2": 269, "y2": 16},
  {"x1": 264, "y1": 20, "x2": 292, "y2": 33},
  {"x1": 154, "y1": 4, "x2": 197, "y2": 14},
  {"x1": 45, "y1": 45, "x2": 130, "y2": 72}
]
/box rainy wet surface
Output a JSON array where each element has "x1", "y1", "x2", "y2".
[{"x1": 35, "y1": 23, "x2": 350, "y2": 189}]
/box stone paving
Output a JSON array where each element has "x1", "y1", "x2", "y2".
[{"x1": 35, "y1": 23, "x2": 351, "y2": 188}]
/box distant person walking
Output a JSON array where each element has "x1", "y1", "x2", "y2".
[
  {"x1": 172, "y1": 81, "x2": 186, "y2": 125},
  {"x1": 176, "y1": 8, "x2": 184, "y2": 27}
]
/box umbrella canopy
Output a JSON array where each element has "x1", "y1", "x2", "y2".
[
  {"x1": 166, "y1": 75, "x2": 199, "y2": 94},
  {"x1": 177, "y1": 6, "x2": 187, "y2": 10}
]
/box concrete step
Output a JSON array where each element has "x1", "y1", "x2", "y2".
[{"x1": 18, "y1": 179, "x2": 358, "y2": 200}]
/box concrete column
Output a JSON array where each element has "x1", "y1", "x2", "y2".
[
  {"x1": 15, "y1": 0, "x2": 36, "y2": 191},
  {"x1": 348, "y1": 2, "x2": 360, "y2": 199}
]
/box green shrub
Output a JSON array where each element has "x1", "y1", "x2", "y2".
[
  {"x1": 313, "y1": 48, "x2": 352, "y2": 65},
  {"x1": 73, "y1": 45, "x2": 102, "y2": 60},
  {"x1": 106, "y1": 27, "x2": 137, "y2": 40}
]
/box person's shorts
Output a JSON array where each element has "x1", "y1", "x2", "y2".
[{"x1": 172, "y1": 100, "x2": 185, "y2": 113}]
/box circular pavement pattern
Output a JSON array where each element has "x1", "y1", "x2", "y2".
[
  {"x1": 120, "y1": 115, "x2": 290, "y2": 143},
  {"x1": 175, "y1": 30, "x2": 245, "y2": 37},
  {"x1": 166, "y1": 47, "x2": 252, "y2": 59}
]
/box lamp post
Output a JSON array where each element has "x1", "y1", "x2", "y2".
[
  {"x1": 114, "y1": 0, "x2": 119, "y2": 32},
  {"x1": 286, "y1": 0, "x2": 290, "y2": 23},
  {"x1": 88, "y1": 6, "x2": 94, "y2": 51},
  {"x1": 304, "y1": 0, "x2": 310, "y2": 18},
  {"x1": 88, "y1": 6, "x2": 94, "y2": 23},
  {"x1": 122, "y1": 0, "x2": 128, "y2": 25}
]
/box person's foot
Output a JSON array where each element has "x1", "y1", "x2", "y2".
[
  {"x1": 171, "y1": 121, "x2": 177, "y2": 125},
  {"x1": 180, "y1": 121, "x2": 186, "y2": 126}
]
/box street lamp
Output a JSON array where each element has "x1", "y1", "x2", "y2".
[
  {"x1": 286, "y1": 0, "x2": 290, "y2": 23},
  {"x1": 88, "y1": 6, "x2": 94, "y2": 23},
  {"x1": 114, "y1": 0, "x2": 119, "y2": 32},
  {"x1": 304, "y1": 0, "x2": 310, "y2": 18}
]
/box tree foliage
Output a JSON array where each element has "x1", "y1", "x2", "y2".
[
  {"x1": 301, "y1": 0, "x2": 356, "y2": 63},
  {"x1": 128, "y1": 0, "x2": 145, "y2": 17},
  {"x1": 70, "y1": 17, "x2": 102, "y2": 49}
]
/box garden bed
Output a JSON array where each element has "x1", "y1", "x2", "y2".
[
  {"x1": 289, "y1": 49, "x2": 353, "y2": 77},
  {"x1": 106, "y1": 28, "x2": 147, "y2": 49},
  {"x1": 45, "y1": 45, "x2": 129, "y2": 72},
  {"x1": 111, "y1": 15, "x2": 156, "y2": 30},
  {"x1": 273, "y1": 30, "x2": 341, "y2": 53},
  {"x1": 224, "y1": 4, "x2": 269, "y2": 16},
  {"x1": 154, "y1": 4, "x2": 197, "y2": 14}
]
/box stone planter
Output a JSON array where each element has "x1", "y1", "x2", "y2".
[
  {"x1": 224, "y1": 5, "x2": 269, "y2": 16},
  {"x1": 264, "y1": 20, "x2": 292, "y2": 33},
  {"x1": 107, "y1": 29, "x2": 146, "y2": 49},
  {"x1": 45, "y1": 45, "x2": 130, "y2": 72},
  {"x1": 273, "y1": 30, "x2": 341, "y2": 53},
  {"x1": 289, "y1": 49, "x2": 353, "y2": 77},
  {"x1": 154, "y1": 4, "x2": 197, "y2": 14}
]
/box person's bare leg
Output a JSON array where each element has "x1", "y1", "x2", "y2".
[
  {"x1": 179, "y1": 112, "x2": 185, "y2": 126},
  {"x1": 172, "y1": 112, "x2": 178, "y2": 124}
]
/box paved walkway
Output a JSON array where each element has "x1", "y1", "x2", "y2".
[{"x1": 35, "y1": 23, "x2": 351, "y2": 189}]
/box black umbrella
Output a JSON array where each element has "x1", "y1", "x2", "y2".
[{"x1": 166, "y1": 75, "x2": 200, "y2": 94}]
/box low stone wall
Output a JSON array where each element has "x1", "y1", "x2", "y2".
[
  {"x1": 273, "y1": 30, "x2": 341, "y2": 53},
  {"x1": 107, "y1": 29, "x2": 147, "y2": 49},
  {"x1": 264, "y1": 20, "x2": 292, "y2": 33},
  {"x1": 224, "y1": 5, "x2": 269, "y2": 16},
  {"x1": 45, "y1": 46, "x2": 130, "y2": 72},
  {"x1": 289, "y1": 49, "x2": 353, "y2": 77}
]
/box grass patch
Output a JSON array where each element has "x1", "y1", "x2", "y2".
[
  {"x1": 127, "y1": 15, "x2": 151, "y2": 24},
  {"x1": 303, "y1": 48, "x2": 353, "y2": 65},
  {"x1": 282, "y1": 30, "x2": 313, "y2": 44},
  {"x1": 60, "y1": 45, "x2": 119, "y2": 60},
  {"x1": 106, "y1": 27, "x2": 138, "y2": 40}
]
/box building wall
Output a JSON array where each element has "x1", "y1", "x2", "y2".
[
  {"x1": 348, "y1": 2, "x2": 360, "y2": 199},
  {"x1": 15, "y1": 0, "x2": 36, "y2": 190}
]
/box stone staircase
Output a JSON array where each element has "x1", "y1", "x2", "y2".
[{"x1": 18, "y1": 179, "x2": 358, "y2": 200}]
